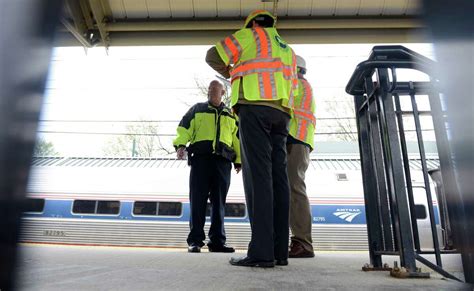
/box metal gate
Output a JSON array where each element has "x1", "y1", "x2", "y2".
[{"x1": 346, "y1": 45, "x2": 463, "y2": 281}]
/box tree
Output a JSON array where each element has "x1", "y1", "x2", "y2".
[
  {"x1": 34, "y1": 138, "x2": 59, "y2": 156},
  {"x1": 103, "y1": 122, "x2": 173, "y2": 157},
  {"x1": 323, "y1": 98, "x2": 358, "y2": 141}
]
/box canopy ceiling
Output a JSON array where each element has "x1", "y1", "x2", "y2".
[{"x1": 58, "y1": 0, "x2": 427, "y2": 47}]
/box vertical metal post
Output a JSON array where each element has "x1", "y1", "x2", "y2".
[
  {"x1": 355, "y1": 94, "x2": 383, "y2": 268},
  {"x1": 393, "y1": 93, "x2": 421, "y2": 252},
  {"x1": 365, "y1": 79, "x2": 394, "y2": 252},
  {"x1": 375, "y1": 68, "x2": 417, "y2": 271},
  {"x1": 410, "y1": 87, "x2": 442, "y2": 267},
  {"x1": 0, "y1": 1, "x2": 63, "y2": 290}
]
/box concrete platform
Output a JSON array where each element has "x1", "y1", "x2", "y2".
[{"x1": 17, "y1": 244, "x2": 472, "y2": 290}]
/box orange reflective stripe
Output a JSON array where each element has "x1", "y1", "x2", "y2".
[
  {"x1": 230, "y1": 60, "x2": 295, "y2": 82},
  {"x1": 255, "y1": 28, "x2": 270, "y2": 58},
  {"x1": 262, "y1": 72, "x2": 273, "y2": 99},
  {"x1": 233, "y1": 60, "x2": 281, "y2": 73},
  {"x1": 224, "y1": 36, "x2": 241, "y2": 64},
  {"x1": 258, "y1": 72, "x2": 274, "y2": 99},
  {"x1": 301, "y1": 79, "x2": 312, "y2": 110},
  {"x1": 231, "y1": 60, "x2": 286, "y2": 82},
  {"x1": 297, "y1": 119, "x2": 308, "y2": 141},
  {"x1": 220, "y1": 40, "x2": 233, "y2": 63},
  {"x1": 294, "y1": 109, "x2": 316, "y2": 124},
  {"x1": 294, "y1": 78, "x2": 315, "y2": 142}
]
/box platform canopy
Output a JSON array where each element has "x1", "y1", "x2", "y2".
[{"x1": 58, "y1": 0, "x2": 427, "y2": 47}]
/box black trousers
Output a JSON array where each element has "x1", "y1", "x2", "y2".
[
  {"x1": 187, "y1": 154, "x2": 232, "y2": 247},
  {"x1": 238, "y1": 105, "x2": 290, "y2": 261}
]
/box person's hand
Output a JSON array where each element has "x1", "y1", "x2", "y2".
[
  {"x1": 176, "y1": 147, "x2": 187, "y2": 160},
  {"x1": 235, "y1": 165, "x2": 241, "y2": 174}
]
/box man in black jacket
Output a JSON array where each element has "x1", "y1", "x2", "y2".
[{"x1": 174, "y1": 80, "x2": 241, "y2": 253}]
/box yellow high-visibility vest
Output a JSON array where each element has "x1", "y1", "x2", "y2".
[
  {"x1": 288, "y1": 78, "x2": 316, "y2": 150},
  {"x1": 173, "y1": 102, "x2": 241, "y2": 164},
  {"x1": 215, "y1": 10, "x2": 298, "y2": 109}
]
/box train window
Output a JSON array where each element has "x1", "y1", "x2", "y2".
[
  {"x1": 206, "y1": 203, "x2": 246, "y2": 217},
  {"x1": 158, "y1": 202, "x2": 182, "y2": 216},
  {"x1": 73, "y1": 200, "x2": 96, "y2": 214},
  {"x1": 24, "y1": 198, "x2": 45, "y2": 213},
  {"x1": 134, "y1": 201, "x2": 157, "y2": 215},
  {"x1": 415, "y1": 204, "x2": 427, "y2": 219},
  {"x1": 97, "y1": 201, "x2": 120, "y2": 215},
  {"x1": 225, "y1": 203, "x2": 246, "y2": 217},
  {"x1": 133, "y1": 201, "x2": 182, "y2": 216},
  {"x1": 73, "y1": 200, "x2": 120, "y2": 215}
]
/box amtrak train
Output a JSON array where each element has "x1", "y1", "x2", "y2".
[{"x1": 20, "y1": 153, "x2": 443, "y2": 251}]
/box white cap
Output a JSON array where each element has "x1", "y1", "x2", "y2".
[{"x1": 296, "y1": 55, "x2": 306, "y2": 70}]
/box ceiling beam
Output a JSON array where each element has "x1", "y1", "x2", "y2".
[
  {"x1": 78, "y1": 0, "x2": 94, "y2": 30},
  {"x1": 55, "y1": 28, "x2": 425, "y2": 46},
  {"x1": 60, "y1": 18, "x2": 93, "y2": 48},
  {"x1": 55, "y1": 28, "x2": 429, "y2": 46},
  {"x1": 88, "y1": 0, "x2": 110, "y2": 49},
  {"x1": 55, "y1": 17, "x2": 428, "y2": 46},
  {"x1": 99, "y1": 0, "x2": 113, "y2": 21},
  {"x1": 63, "y1": 0, "x2": 93, "y2": 48},
  {"x1": 105, "y1": 17, "x2": 423, "y2": 32}
]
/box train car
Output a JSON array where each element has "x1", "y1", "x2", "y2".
[{"x1": 20, "y1": 154, "x2": 442, "y2": 251}]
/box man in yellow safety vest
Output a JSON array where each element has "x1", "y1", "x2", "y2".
[
  {"x1": 287, "y1": 55, "x2": 316, "y2": 258},
  {"x1": 206, "y1": 10, "x2": 298, "y2": 268},
  {"x1": 174, "y1": 80, "x2": 241, "y2": 254}
]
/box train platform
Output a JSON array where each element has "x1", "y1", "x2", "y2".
[{"x1": 17, "y1": 244, "x2": 471, "y2": 290}]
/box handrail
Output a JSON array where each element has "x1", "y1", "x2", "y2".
[
  {"x1": 345, "y1": 46, "x2": 436, "y2": 95},
  {"x1": 368, "y1": 45, "x2": 435, "y2": 63},
  {"x1": 346, "y1": 45, "x2": 460, "y2": 281}
]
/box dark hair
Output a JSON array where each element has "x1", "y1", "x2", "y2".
[{"x1": 246, "y1": 15, "x2": 274, "y2": 28}]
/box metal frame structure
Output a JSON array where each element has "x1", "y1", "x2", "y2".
[{"x1": 346, "y1": 45, "x2": 467, "y2": 282}]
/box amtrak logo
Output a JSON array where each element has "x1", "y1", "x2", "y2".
[{"x1": 333, "y1": 208, "x2": 362, "y2": 222}]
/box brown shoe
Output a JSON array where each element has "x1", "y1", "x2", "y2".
[{"x1": 289, "y1": 241, "x2": 315, "y2": 258}]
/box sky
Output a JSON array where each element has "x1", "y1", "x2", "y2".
[{"x1": 38, "y1": 43, "x2": 435, "y2": 157}]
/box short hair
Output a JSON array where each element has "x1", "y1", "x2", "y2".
[{"x1": 246, "y1": 15, "x2": 274, "y2": 28}]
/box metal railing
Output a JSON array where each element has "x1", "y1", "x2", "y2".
[{"x1": 346, "y1": 45, "x2": 462, "y2": 281}]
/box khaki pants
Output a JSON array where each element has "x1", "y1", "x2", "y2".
[{"x1": 287, "y1": 143, "x2": 313, "y2": 251}]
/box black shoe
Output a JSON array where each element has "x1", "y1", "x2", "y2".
[
  {"x1": 188, "y1": 244, "x2": 201, "y2": 253},
  {"x1": 208, "y1": 244, "x2": 235, "y2": 253},
  {"x1": 229, "y1": 256, "x2": 275, "y2": 268},
  {"x1": 275, "y1": 259, "x2": 288, "y2": 266}
]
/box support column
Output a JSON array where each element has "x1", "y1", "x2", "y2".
[{"x1": 0, "y1": 1, "x2": 62, "y2": 290}]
